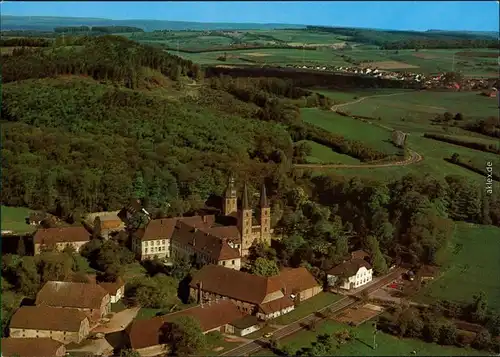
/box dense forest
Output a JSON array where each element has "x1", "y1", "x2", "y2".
[{"x1": 1, "y1": 36, "x2": 201, "y2": 87}]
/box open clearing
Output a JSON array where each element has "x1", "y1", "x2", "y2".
[
  {"x1": 306, "y1": 140, "x2": 361, "y2": 165},
  {"x1": 335, "y1": 304, "x2": 384, "y2": 326},
  {"x1": 415, "y1": 223, "x2": 500, "y2": 311},
  {"x1": 253, "y1": 319, "x2": 486, "y2": 356},
  {"x1": 361, "y1": 60, "x2": 419, "y2": 69},
  {"x1": 1, "y1": 205, "x2": 36, "y2": 234}
]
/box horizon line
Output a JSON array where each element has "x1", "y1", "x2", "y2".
[{"x1": 2, "y1": 14, "x2": 498, "y2": 33}]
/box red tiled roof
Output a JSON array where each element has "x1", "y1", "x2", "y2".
[
  {"x1": 128, "y1": 301, "x2": 245, "y2": 350},
  {"x1": 190, "y1": 265, "x2": 284, "y2": 305},
  {"x1": 136, "y1": 215, "x2": 215, "y2": 241},
  {"x1": 350, "y1": 250, "x2": 370, "y2": 260},
  {"x1": 10, "y1": 306, "x2": 87, "y2": 332},
  {"x1": 202, "y1": 226, "x2": 241, "y2": 240},
  {"x1": 33, "y1": 226, "x2": 91, "y2": 245},
  {"x1": 258, "y1": 296, "x2": 294, "y2": 315},
  {"x1": 1, "y1": 338, "x2": 65, "y2": 357},
  {"x1": 98, "y1": 278, "x2": 125, "y2": 295},
  {"x1": 271, "y1": 267, "x2": 320, "y2": 294},
  {"x1": 327, "y1": 259, "x2": 372, "y2": 277},
  {"x1": 172, "y1": 224, "x2": 240, "y2": 262},
  {"x1": 36, "y1": 281, "x2": 109, "y2": 309}
]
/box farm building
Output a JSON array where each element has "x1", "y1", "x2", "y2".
[
  {"x1": 9, "y1": 306, "x2": 90, "y2": 344},
  {"x1": 327, "y1": 259, "x2": 373, "y2": 290},
  {"x1": 0, "y1": 338, "x2": 66, "y2": 357},
  {"x1": 127, "y1": 300, "x2": 248, "y2": 356}
]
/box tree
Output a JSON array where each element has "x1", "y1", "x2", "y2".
[
  {"x1": 251, "y1": 257, "x2": 280, "y2": 277},
  {"x1": 132, "y1": 172, "x2": 146, "y2": 200},
  {"x1": 167, "y1": 316, "x2": 206, "y2": 355},
  {"x1": 119, "y1": 349, "x2": 140, "y2": 357},
  {"x1": 439, "y1": 321, "x2": 457, "y2": 345},
  {"x1": 450, "y1": 153, "x2": 460, "y2": 163},
  {"x1": 469, "y1": 292, "x2": 488, "y2": 323},
  {"x1": 125, "y1": 274, "x2": 180, "y2": 308},
  {"x1": 472, "y1": 329, "x2": 491, "y2": 351},
  {"x1": 365, "y1": 236, "x2": 387, "y2": 275},
  {"x1": 36, "y1": 252, "x2": 73, "y2": 283}
]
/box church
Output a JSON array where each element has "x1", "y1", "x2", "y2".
[
  {"x1": 223, "y1": 177, "x2": 273, "y2": 257},
  {"x1": 131, "y1": 177, "x2": 274, "y2": 270}
]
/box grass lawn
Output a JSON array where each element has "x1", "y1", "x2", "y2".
[
  {"x1": 253, "y1": 319, "x2": 487, "y2": 356},
  {"x1": 301, "y1": 108, "x2": 401, "y2": 156},
  {"x1": 0, "y1": 205, "x2": 36, "y2": 234},
  {"x1": 122, "y1": 262, "x2": 147, "y2": 282},
  {"x1": 136, "y1": 302, "x2": 198, "y2": 320},
  {"x1": 305, "y1": 140, "x2": 361, "y2": 165},
  {"x1": 414, "y1": 223, "x2": 500, "y2": 311},
  {"x1": 272, "y1": 292, "x2": 343, "y2": 325}
]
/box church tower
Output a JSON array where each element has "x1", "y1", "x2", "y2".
[
  {"x1": 223, "y1": 176, "x2": 237, "y2": 216},
  {"x1": 259, "y1": 184, "x2": 271, "y2": 246},
  {"x1": 239, "y1": 183, "x2": 253, "y2": 256}
]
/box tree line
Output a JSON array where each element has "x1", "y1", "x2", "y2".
[
  {"x1": 0, "y1": 37, "x2": 51, "y2": 47},
  {"x1": 423, "y1": 133, "x2": 500, "y2": 155},
  {"x1": 305, "y1": 26, "x2": 499, "y2": 49},
  {"x1": 54, "y1": 26, "x2": 144, "y2": 33}
]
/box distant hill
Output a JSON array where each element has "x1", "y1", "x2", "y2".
[
  {"x1": 426, "y1": 29, "x2": 498, "y2": 39},
  {"x1": 0, "y1": 15, "x2": 305, "y2": 31}
]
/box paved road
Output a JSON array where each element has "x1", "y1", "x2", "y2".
[{"x1": 221, "y1": 268, "x2": 405, "y2": 357}]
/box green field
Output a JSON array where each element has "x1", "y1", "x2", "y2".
[
  {"x1": 308, "y1": 90, "x2": 500, "y2": 185},
  {"x1": 272, "y1": 292, "x2": 343, "y2": 325},
  {"x1": 415, "y1": 223, "x2": 500, "y2": 311},
  {"x1": 301, "y1": 108, "x2": 402, "y2": 157},
  {"x1": 0, "y1": 205, "x2": 36, "y2": 234},
  {"x1": 306, "y1": 141, "x2": 361, "y2": 165},
  {"x1": 253, "y1": 319, "x2": 486, "y2": 356}
]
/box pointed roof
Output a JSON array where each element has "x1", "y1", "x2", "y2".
[
  {"x1": 260, "y1": 184, "x2": 269, "y2": 208},
  {"x1": 242, "y1": 183, "x2": 250, "y2": 210},
  {"x1": 225, "y1": 176, "x2": 236, "y2": 198}
]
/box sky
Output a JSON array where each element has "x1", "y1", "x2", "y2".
[{"x1": 2, "y1": 1, "x2": 499, "y2": 32}]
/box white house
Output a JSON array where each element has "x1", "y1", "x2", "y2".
[
  {"x1": 98, "y1": 278, "x2": 125, "y2": 304},
  {"x1": 327, "y1": 259, "x2": 373, "y2": 290}
]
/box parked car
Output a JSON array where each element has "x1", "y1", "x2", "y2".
[{"x1": 263, "y1": 332, "x2": 273, "y2": 338}]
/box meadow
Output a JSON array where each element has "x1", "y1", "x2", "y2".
[
  {"x1": 301, "y1": 108, "x2": 403, "y2": 157},
  {"x1": 0, "y1": 205, "x2": 36, "y2": 233},
  {"x1": 415, "y1": 223, "x2": 500, "y2": 311},
  {"x1": 252, "y1": 319, "x2": 487, "y2": 356},
  {"x1": 304, "y1": 89, "x2": 500, "y2": 184}
]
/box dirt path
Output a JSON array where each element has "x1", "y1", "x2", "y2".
[
  {"x1": 330, "y1": 91, "x2": 414, "y2": 111},
  {"x1": 295, "y1": 91, "x2": 424, "y2": 170}
]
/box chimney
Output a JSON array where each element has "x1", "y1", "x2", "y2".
[{"x1": 202, "y1": 215, "x2": 207, "y2": 223}]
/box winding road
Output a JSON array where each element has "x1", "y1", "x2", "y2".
[{"x1": 294, "y1": 91, "x2": 424, "y2": 170}]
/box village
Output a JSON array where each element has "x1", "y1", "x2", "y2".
[{"x1": 1, "y1": 178, "x2": 424, "y2": 357}]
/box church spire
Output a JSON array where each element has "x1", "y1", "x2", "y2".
[
  {"x1": 260, "y1": 184, "x2": 269, "y2": 208},
  {"x1": 225, "y1": 176, "x2": 236, "y2": 198},
  {"x1": 242, "y1": 183, "x2": 250, "y2": 210}
]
